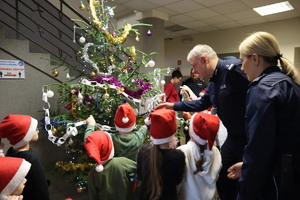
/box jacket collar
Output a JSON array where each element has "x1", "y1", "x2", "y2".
[{"x1": 250, "y1": 66, "x2": 281, "y2": 85}]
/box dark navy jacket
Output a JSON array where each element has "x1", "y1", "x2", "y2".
[
  {"x1": 238, "y1": 66, "x2": 300, "y2": 200},
  {"x1": 174, "y1": 58, "x2": 249, "y2": 138}
]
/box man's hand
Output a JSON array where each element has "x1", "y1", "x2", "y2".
[
  {"x1": 227, "y1": 162, "x2": 243, "y2": 179},
  {"x1": 154, "y1": 102, "x2": 174, "y2": 110}
]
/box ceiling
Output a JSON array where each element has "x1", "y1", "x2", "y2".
[{"x1": 105, "y1": 0, "x2": 300, "y2": 39}]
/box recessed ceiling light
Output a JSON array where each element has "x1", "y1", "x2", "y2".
[{"x1": 253, "y1": 1, "x2": 294, "y2": 16}]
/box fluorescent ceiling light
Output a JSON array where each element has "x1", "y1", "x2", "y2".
[{"x1": 253, "y1": 1, "x2": 294, "y2": 16}]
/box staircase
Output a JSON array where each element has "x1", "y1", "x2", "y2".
[{"x1": 0, "y1": 1, "x2": 90, "y2": 198}]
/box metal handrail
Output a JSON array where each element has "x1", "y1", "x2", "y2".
[{"x1": 0, "y1": 0, "x2": 89, "y2": 72}]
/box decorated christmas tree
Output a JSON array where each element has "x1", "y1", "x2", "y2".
[{"x1": 41, "y1": 0, "x2": 170, "y2": 192}]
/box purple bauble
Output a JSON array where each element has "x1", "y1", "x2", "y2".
[
  {"x1": 85, "y1": 95, "x2": 93, "y2": 102},
  {"x1": 147, "y1": 30, "x2": 152, "y2": 36}
]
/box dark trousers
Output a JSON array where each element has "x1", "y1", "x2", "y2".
[{"x1": 217, "y1": 136, "x2": 246, "y2": 200}]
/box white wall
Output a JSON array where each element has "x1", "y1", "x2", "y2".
[{"x1": 165, "y1": 17, "x2": 300, "y2": 76}]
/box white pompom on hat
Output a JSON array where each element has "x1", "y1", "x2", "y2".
[
  {"x1": 0, "y1": 115, "x2": 38, "y2": 149},
  {"x1": 84, "y1": 131, "x2": 114, "y2": 172},
  {"x1": 0, "y1": 157, "x2": 31, "y2": 199},
  {"x1": 114, "y1": 103, "x2": 136, "y2": 132},
  {"x1": 189, "y1": 112, "x2": 220, "y2": 151},
  {"x1": 199, "y1": 89, "x2": 206, "y2": 98},
  {"x1": 148, "y1": 108, "x2": 177, "y2": 145}
]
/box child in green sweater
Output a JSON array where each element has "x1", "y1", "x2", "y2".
[{"x1": 85, "y1": 103, "x2": 147, "y2": 161}]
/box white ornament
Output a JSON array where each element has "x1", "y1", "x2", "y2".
[
  {"x1": 147, "y1": 60, "x2": 155, "y2": 67},
  {"x1": 66, "y1": 73, "x2": 70, "y2": 79},
  {"x1": 161, "y1": 80, "x2": 166, "y2": 85},
  {"x1": 78, "y1": 92, "x2": 84, "y2": 100},
  {"x1": 47, "y1": 90, "x2": 54, "y2": 98},
  {"x1": 103, "y1": 93, "x2": 110, "y2": 99},
  {"x1": 79, "y1": 36, "x2": 86, "y2": 43}
]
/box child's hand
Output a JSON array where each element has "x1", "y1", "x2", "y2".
[
  {"x1": 86, "y1": 115, "x2": 96, "y2": 126},
  {"x1": 141, "y1": 125, "x2": 147, "y2": 130},
  {"x1": 227, "y1": 162, "x2": 243, "y2": 179}
]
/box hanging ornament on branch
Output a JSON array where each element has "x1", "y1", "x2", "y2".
[
  {"x1": 79, "y1": 36, "x2": 86, "y2": 43},
  {"x1": 52, "y1": 69, "x2": 59, "y2": 77}
]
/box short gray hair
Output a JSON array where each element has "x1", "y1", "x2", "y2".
[{"x1": 187, "y1": 44, "x2": 217, "y2": 62}]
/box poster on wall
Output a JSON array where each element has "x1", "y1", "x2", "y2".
[{"x1": 0, "y1": 60, "x2": 25, "y2": 79}]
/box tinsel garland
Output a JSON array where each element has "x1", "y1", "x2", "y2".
[
  {"x1": 56, "y1": 161, "x2": 95, "y2": 171},
  {"x1": 89, "y1": 75, "x2": 153, "y2": 99}
]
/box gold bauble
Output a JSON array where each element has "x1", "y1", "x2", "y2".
[
  {"x1": 135, "y1": 36, "x2": 139, "y2": 42},
  {"x1": 105, "y1": 108, "x2": 112, "y2": 113},
  {"x1": 71, "y1": 89, "x2": 76, "y2": 95},
  {"x1": 52, "y1": 69, "x2": 59, "y2": 77},
  {"x1": 76, "y1": 51, "x2": 82, "y2": 56},
  {"x1": 90, "y1": 71, "x2": 97, "y2": 77},
  {"x1": 90, "y1": 54, "x2": 94, "y2": 57},
  {"x1": 77, "y1": 186, "x2": 84, "y2": 193},
  {"x1": 79, "y1": 3, "x2": 85, "y2": 10},
  {"x1": 52, "y1": 127, "x2": 57, "y2": 135}
]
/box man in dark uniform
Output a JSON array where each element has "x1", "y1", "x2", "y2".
[
  {"x1": 180, "y1": 68, "x2": 206, "y2": 100},
  {"x1": 156, "y1": 44, "x2": 249, "y2": 200}
]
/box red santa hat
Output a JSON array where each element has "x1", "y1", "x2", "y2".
[
  {"x1": 84, "y1": 131, "x2": 114, "y2": 172},
  {"x1": 199, "y1": 89, "x2": 206, "y2": 98},
  {"x1": 114, "y1": 103, "x2": 136, "y2": 132},
  {"x1": 0, "y1": 157, "x2": 31, "y2": 199},
  {"x1": 0, "y1": 115, "x2": 38, "y2": 149},
  {"x1": 189, "y1": 112, "x2": 220, "y2": 151},
  {"x1": 145, "y1": 108, "x2": 177, "y2": 145}
]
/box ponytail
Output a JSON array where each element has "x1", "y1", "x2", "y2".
[
  {"x1": 279, "y1": 56, "x2": 300, "y2": 84},
  {"x1": 193, "y1": 144, "x2": 206, "y2": 174}
]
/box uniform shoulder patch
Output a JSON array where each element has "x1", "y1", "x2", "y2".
[{"x1": 226, "y1": 64, "x2": 236, "y2": 70}]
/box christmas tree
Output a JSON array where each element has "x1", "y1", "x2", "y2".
[{"x1": 41, "y1": 0, "x2": 170, "y2": 192}]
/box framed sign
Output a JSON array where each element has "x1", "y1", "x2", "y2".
[{"x1": 0, "y1": 60, "x2": 25, "y2": 79}]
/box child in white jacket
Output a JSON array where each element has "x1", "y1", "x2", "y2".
[{"x1": 177, "y1": 112, "x2": 227, "y2": 200}]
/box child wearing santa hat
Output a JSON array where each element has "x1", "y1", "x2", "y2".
[
  {"x1": 0, "y1": 157, "x2": 31, "y2": 200},
  {"x1": 0, "y1": 115, "x2": 49, "y2": 200},
  {"x1": 137, "y1": 108, "x2": 185, "y2": 200},
  {"x1": 84, "y1": 130, "x2": 137, "y2": 199},
  {"x1": 85, "y1": 102, "x2": 148, "y2": 161},
  {"x1": 177, "y1": 112, "x2": 227, "y2": 200}
]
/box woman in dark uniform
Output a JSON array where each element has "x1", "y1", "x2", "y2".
[{"x1": 228, "y1": 31, "x2": 300, "y2": 200}]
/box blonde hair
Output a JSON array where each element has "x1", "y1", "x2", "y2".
[
  {"x1": 239, "y1": 31, "x2": 300, "y2": 84},
  {"x1": 187, "y1": 44, "x2": 217, "y2": 62}
]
